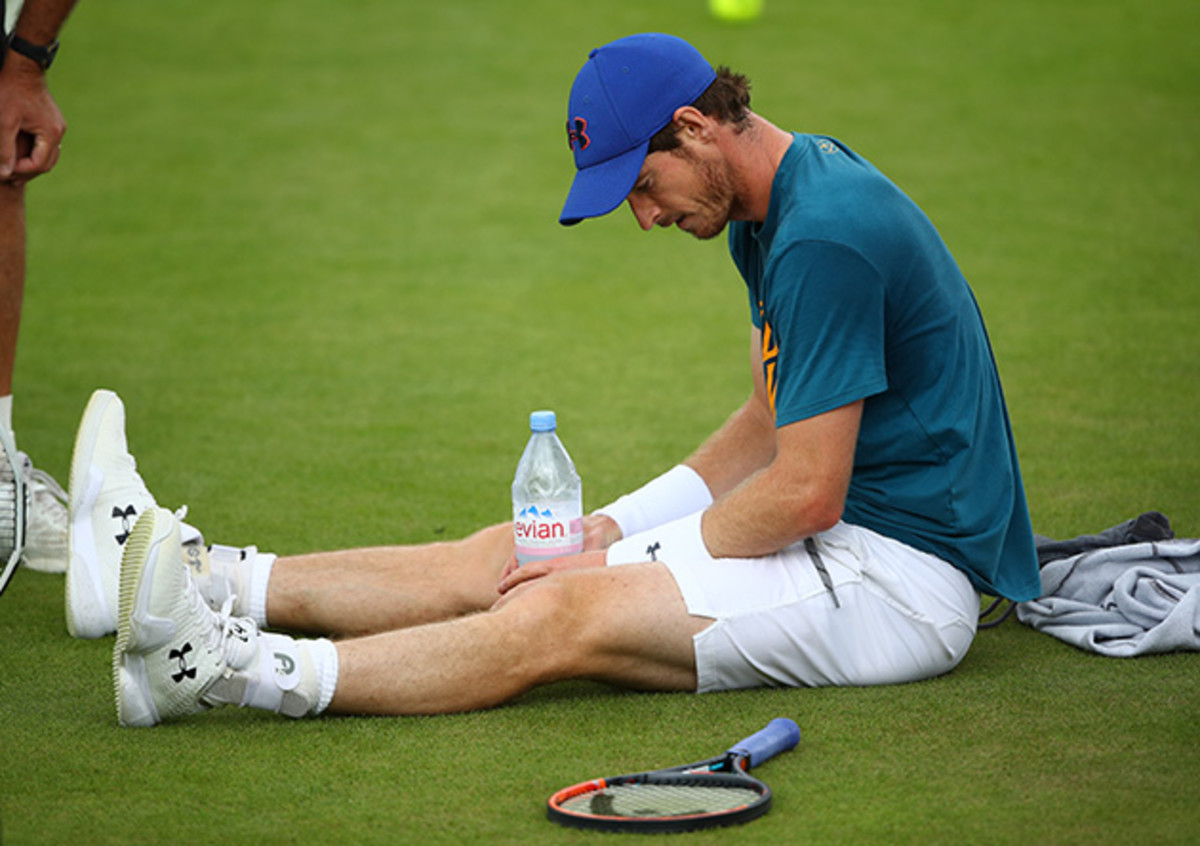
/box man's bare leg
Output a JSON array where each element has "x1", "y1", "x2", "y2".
[
  {"x1": 265, "y1": 523, "x2": 515, "y2": 637},
  {"x1": 0, "y1": 181, "x2": 24, "y2": 399},
  {"x1": 329, "y1": 556, "x2": 712, "y2": 715},
  {"x1": 0, "y1": 178, "x2": 26, "y2": 573}
]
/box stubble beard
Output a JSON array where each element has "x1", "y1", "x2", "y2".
[{"x1": 686, "y1": 155, "x2": 740, "y2": 241}]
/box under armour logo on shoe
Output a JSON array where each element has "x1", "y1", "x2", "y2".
[
  {"x1": 169, "y1": 643, "x2": 197, "y2": 683},
  {"x1": 112, "y1": 504, "x2": 138, "y2": 545},
  {"x1": 228, "y1": 620, "x2": 251, "y2": 643},
  {"x1": 646, "y1": 542, "x2": 661, "y2": 561}
]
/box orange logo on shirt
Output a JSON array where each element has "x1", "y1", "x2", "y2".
[{"x1": 762, "y1": 317, "x2": 779, "y2": 413}]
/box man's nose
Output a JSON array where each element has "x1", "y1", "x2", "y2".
[{"x1": 627, "y1": 193, "x2": 658, "y2": 231}]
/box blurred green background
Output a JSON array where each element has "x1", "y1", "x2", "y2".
[{"x1": 1, "y1": 1, "x2": 1196, "y2": 843}]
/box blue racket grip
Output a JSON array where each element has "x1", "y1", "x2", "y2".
[{"x1": 728, "y1": 718, "x2": 801, "y2": 769}]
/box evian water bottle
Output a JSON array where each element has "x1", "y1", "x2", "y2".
[{"x1": 512, "y1": 410, "x2": 583, "y2": 566}]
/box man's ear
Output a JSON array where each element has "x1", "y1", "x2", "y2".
[{"x1": 671, "y1": 106, "x2": 714, "y2": 142}]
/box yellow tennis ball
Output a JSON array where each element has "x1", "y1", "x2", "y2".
[{"x1": 709, "y1": 0, "x2": 763, "y2": 23}]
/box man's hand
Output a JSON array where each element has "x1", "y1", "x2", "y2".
[
  {"x1": 0, "y1": 58, "x2": 66, "y2": 183},
  {"x1": 495, "y1": 550, "x2": 607, "y2": 600}
]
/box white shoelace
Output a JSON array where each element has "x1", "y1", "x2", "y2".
[
  {"x1": 191, "y1": 575, "x2": 257, "y2": 670},
  {"x1": 179, "y1": 562, "x2": 236, "y2": 660},
  {"x1": 215, "y1": 596, "x2": 242, "y2": 659},
  {"x1": 20, "y1": 454, "x2": 67, "y2": 506}
]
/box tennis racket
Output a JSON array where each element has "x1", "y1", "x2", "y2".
[
  {"x1": 546, "y1": 717, "x2": 800, "y2": 833},
  {"x1": 0, "y1": 422, "x2": 26, "y2": 597}
]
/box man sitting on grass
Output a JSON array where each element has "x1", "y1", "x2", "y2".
[{"x1": 66, "y1": 33, "x2": 1040, "y2": 725}]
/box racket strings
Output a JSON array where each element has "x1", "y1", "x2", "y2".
[{"x1": 558, "y1": 782, "x2": 763, "y2": 818}]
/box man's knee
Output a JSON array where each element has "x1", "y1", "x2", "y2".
[
  {"x1": 489, "y1": 564, "x2": 702, "y2": 690},
  {"x1": 490, "y1": 573, "x2": 615, "y2": 679},
  {"x1": 492, "y1": 575, "x2": 580, "y2": 638},
  {"x1": 453, "y1": 522, "x2": 513, "y2": 565}
]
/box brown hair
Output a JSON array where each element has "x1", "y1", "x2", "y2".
[{"x1": 647, "y1": 66, "x2": 753, "y2": 154}]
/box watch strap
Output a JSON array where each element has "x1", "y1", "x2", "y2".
[{"x1": 8, "y1": 35, "x2": 60, "y2": 71}]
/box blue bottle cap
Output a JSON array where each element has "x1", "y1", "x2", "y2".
[{"x1": 529, "y1": 410, "x2": 557, "y2": 432}]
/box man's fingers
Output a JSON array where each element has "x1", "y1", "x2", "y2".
[
  {"x1": 497, "y1": 561, "x2": 547, "y2": 595},
  {"x1": 13, "y1": 131, "x2": 59, "y2": 178}
]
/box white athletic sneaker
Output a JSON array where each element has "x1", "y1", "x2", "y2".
[
  {"x1": 114, "y1": 507, "x2": 260, "y2": 728},
  {"x1": 20, "y1": 455, "x2": 69, "y2": 573},
  {"x1": 0, "y1": 429, "x2": 70, "y2": 582},
  {"x1": 66, "y1": 390, "x2": 158, "y2": 638}
]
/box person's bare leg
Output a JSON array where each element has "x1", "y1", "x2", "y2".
[
  {"x1": 328, "y1": 557, "x2": 712, "y2": 715},
  {"x1": 0, "y1": 180, "x2": 26, "y2": 398},
  {"x1": 266, "y1": 522, "x2": 515, "y2": 637}
]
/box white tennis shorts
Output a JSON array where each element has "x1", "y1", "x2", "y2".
[{"x1": 606, "y1": 513, "x2": 980, "y2": 693}]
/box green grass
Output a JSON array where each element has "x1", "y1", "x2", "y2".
[{"x1": 2, "y1": 0, "x2": 1198, "y2": 843}]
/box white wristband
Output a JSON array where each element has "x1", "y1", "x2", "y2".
[{"x1": 595, "y1": 465, "x2": 713, "y2": 539}]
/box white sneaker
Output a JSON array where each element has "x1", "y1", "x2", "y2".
[
  {"x1": 114, "y1": 507, "x2": 260, "y2": 727},
  {"x1": 20, "y1": 455, "x2": 69, "y2": 573},
  {"x1": 66, "y1": 390, "x2": 158, "y2": 638}
]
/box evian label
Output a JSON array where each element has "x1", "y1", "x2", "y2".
[{"x1": 513, "y1": 499, "x2": 583, "y2": 565}]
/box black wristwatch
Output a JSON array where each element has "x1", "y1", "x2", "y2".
[{"x1": 8, "y1": 35, "x2": 60, "y2": 71}]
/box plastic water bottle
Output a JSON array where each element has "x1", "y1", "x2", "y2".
[{"x1": 512, "y1": 410, "x2": 583, "y2": 566}]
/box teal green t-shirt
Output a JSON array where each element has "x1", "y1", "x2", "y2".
[{"x1": 729, "y1": 134, "x2": 1040, "y2": 601}]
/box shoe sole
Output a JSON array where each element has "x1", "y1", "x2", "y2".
[
  {"x1": 66, "y1": 390, "x2": 120, "y2": 639},
  {"x1": 113, "y1": 508, "x2": 168, "y2": 728}
]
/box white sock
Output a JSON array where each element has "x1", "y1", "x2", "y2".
[
  {"x1": 0, "y1": 394, "x2": 12, "y2": 437},
  {"x1": 248, "y1": 550, "x2": 275, "y2": 628},
  {"x1": 188, "y1": 543, "x2": 276, "y2": 627}
]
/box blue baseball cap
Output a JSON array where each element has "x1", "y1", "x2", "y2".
[{"x1": 559, "y1": 33, "x2": 716, "y2": 226}]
